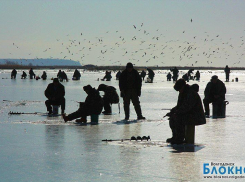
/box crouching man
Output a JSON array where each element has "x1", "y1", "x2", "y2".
[
  {"x1": 97, "y1": 84, "x2": 119, "y2": 115},
  {"x1": 166, "y1": 79, "x2": 206, "y2": 144},
  {"x1": 62, "y1": 85, "x2": 103, "y2": 123}
]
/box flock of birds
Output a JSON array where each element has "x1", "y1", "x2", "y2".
[{"x1": 8, "y1": 19, "x2": 245, "y2": 67}]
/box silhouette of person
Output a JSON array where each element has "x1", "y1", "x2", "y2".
[
  {"x1": 166, "y1": 79, "x2": 206, "y2": 144},
  {"x1": 62, "y1": 85, "x2": 103, "y2": 123},
  {"x1": 203, "y1": 75, "x2": 226, "y2": 117},
  {"x1": 73, "y1": 69, "x2": 81, "y2": 80},
  {"x1": 147, "y1": 68, "x2": 155, "y2": 83},
  {"x1": 11, "y1": 69, "x2": 17, "y2": 79},
  {"x1": 41, "y1": 71, "x2": 47, "y2": 80},
  {"x1": 167, "y1": 72, "x2": 172, "y2": 81},
  {"x1": 29, "y1": 68, "x2": 35, "y2": 79},
  {"x1": 119, "y1": 63, "x2": 145, "y2": 120},
  {"x1": 45, "y1": 78, "x2": 66, "y2": 114},
  {"x1": 102, "y1": 71, "x2": 112, "y2": 81},
  {"x1": 97, "y1": 84, "x2": 119, "y2": 115},
  {"x1": 140, "y1": 70, "x2": 146, "y2": 81},
  {"x1": 21, "y1": 71, "x2": 27, "y2": 79},
  {"x1": 224, "y1": 65, "x2": 231, "y2": 82},
  {"x1": 170, "y1": 67, "x2": 179, "y2": 81},
  {"x1": 194, "y1": 71, "x2": 200, "y2": 81}
]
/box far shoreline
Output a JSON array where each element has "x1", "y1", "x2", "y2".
[{"x1": 0, "y1": 64, "x2": 244, "y2": 71}]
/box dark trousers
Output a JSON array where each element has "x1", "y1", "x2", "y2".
[
  {"x1": 226, "y1": 73, "x2": 230, "y2": 81},
  {"x1": 173, "y1": 75, "x2": 178, "y2": 81},
  {"x1": 203, "y1": 97, "x2": 224, "y2": 115},
  {"x1": 103, "y1": 98, "x2": 112, "y2": 113},
  {"x1": 30, "y1": 74, "x2": 35, "y2": 79},
  {"x1": 45, "y1": 98, "x2": 65, "y2": 112},
  {"x1": 67, "y1": 105, "x2": 89, "y2": 121},
  {"x1": 11, "y1": 75, "x2": 16, "y2": 79},
  {"x1": 149, "y1": 76, "x2": 154, "y2": 83},
  {"x1": 169, "y1": 115, "x2": 185, "y2": 142},
  {"x1": 123, "y1": 89, "x2": 142, "y2": 118}
]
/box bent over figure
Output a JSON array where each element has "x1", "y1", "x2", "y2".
[
  {"x1": 203, "y1": 75, "x2": 226, "y2": 117},
  {"x1": 98, "y1": 84, "x2": 119, "y2": 115}
]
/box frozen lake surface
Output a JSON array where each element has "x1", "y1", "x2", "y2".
[{"x1": 1, "y1": 69, "x2": 245, "y2": 181}]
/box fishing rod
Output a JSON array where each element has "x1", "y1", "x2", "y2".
[
  {"x1": 157, "y1": 113, "x2": 170, "y2": 126},
  {"x1": 102, "y1": 136, "x2": 151, "y2": 142},
  {"x1": 8, "y1": 111, "x2": 47, "y2": 115}
]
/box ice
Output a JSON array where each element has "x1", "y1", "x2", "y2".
[{"x1": 0, "y1": 69, "x2": 245, "y2": 181}]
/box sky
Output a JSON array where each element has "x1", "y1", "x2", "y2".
[{"x1": 0, "y1": 0, "x2": 245, "y2": 67}]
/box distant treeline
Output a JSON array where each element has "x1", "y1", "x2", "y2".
[{"x1": 1, "y1": 64, "x2": 245, "y2": 70}]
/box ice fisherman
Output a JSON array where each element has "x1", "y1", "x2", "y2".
[
  {"x1": 194, "y1": 71, "x2": 200, "y2": 81},
  {"x1": 21, "y1": 71, "x2": 27, "y2": 79},
  {"x1": 166, "y1": 79, "x2": 206, "y2": 144},
  {"x1": 11, "y1": 69, "x2": 17, "y2": 79},
  {"x1": 73, "y1": 69, "x2": 81, "y2": 80},
  {"x1": 147, "y1": 68, "x2": 155, "y2": 83},
  {"x1": 62, "y1": 85, "x2": 103, "y2": 123},
  {"x1": 41, "y1": 71, "x2": 47, "y2": 80},
  {"x1": 224, "y1": 65, "x2": 231, "y2": 82},
  {"x1": 140, "y1": 70, "x2": 146, "y2": 81},
  {"x1": 119, "y1": 62, "x2": 145, "y2": 120},
  {"x1": 167, "y1": 72, "x2": 172, "y2": 81},
  {"x1": 203, "y1": 75, "x2": 226, "y2": 117},
  {"x1": 102, "y1": 71, "x2": 112, "y2": 81},
  {"x1": 45, "y1": 78, "x2": 66, "y2": 115},
  {"x1": 170, "y1": 67, "x2": 179, "y2": 81},
  {"x1": 97, "y1": 84, "x2": 119, "y2": 115},
  {"x1": 29, "y1": 68, "x2": 36, "y2": 79}
]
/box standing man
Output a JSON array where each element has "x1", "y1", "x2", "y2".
[
  {"x1": 29, "y1": 68, "x2": 36, "y2": 79},
  {"x1": 140, "y1": 70, "x2": 146, "y2": 81},
  {"x1": 171, "y1": 67, "x2": 179, "y2": 82},
  {"x1": 11, "y1": 69, "x2": 17, "y2": 79},
  {"x1": 224, "y1": 65, "x2": 230, "y2": 82},
  {"x1": 119, "y1": 62, "x2": 145, "y2": 120},
  {"x1": 45, "y1": 78, "x2": 66, "y2": 114}
]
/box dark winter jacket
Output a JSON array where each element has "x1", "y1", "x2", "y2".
[
  {"x1": 224, "y1": 67, "x2": 230, "y2": 74},
  {"x1": 204, "y1": 79, "x2": 226, "y2": 100},
  {"x1": 147, "y1": 69, "x2": 155, "y2": 78},
  {"x1": 104, "y1": 86, "x2": 119, "y2": 103},
  {"x1": 73, "y1": 70, "x2": 81, "y2": 79},
  {"x1": 119, "y1": 69, "x2": 142, "y2": 93},
  {"x1": 84, "y1": 88, "x2": 103, "y2": 115},
  {"x1": 172, "y1": 85, "x2": 206, "y2": 126},
  {"x1": 11, "y1": 69, "x2": 17, "y2": 76},
  {"x1": 45, "y1": 83, "x2": 65, "y2": 101}
]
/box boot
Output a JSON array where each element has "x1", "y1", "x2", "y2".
[{"x1": 62, "y1": 114, "x2": 69, "y2": 123}]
